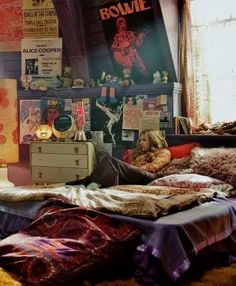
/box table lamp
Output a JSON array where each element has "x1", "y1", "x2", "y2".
[{"x1": 0, "y1": 79, "x2": 18, "y2": 187}]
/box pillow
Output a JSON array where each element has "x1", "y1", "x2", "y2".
[
  {"x1": 168, "y1": 142, "x2": 201, "y2": 159},
  {"x1": 148, "y1": 173, "x2": 234, "y2": 193},
  {"x1": 122, "y1": 149, "x2": 134, "y2": 164},
  {"x1": 122, "y1": 142, "x2": 201, "y2": 163},
  {"x1": 189, "y1": 147, "x2": 236, "y2": 188},
  {"x1": 156, "y1": 156, "x2": 193, "y2": 178}
]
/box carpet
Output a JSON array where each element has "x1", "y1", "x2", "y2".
[{"x1": 86, "y1": 263, "x2": 236, "y2": 286}]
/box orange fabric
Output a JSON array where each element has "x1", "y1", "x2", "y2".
[
  {"x1": 168, "y1": 142, "x2": 201, "y2": 159},
  {"x1": 132, "y1": 149, "x2": 171, "y2": 173}
]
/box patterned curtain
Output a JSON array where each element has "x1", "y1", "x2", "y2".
[
  {"x1": 179, "y1": 0, "x2": 210, "y2": 126},
  {"x1": 180, "y1": 0, "x2": 236, "y2": 125}
]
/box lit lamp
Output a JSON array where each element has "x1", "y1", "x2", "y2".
[
  {"x1": 35, "y1": 124, "x2": 53, "y2": 141},
  {"x1": 0, "y1": 79, "x2": 18, "y2": 187},
  {"x1": 74, "y1": 100, "x2": 86, "y2": 141}
]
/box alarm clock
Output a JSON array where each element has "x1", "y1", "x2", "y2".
[{"x1": 52, "y1": 114, "x2": 75, "y2": 139}]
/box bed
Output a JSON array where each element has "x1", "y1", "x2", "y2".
[{"x1": 0, "y1": 135, "x2": 235, "y2": 285}]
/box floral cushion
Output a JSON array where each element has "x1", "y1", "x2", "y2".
[{"x1": 148, "y1": 173, "x2": 233, "y2": 193}]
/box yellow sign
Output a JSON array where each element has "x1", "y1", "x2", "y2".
[{"x1": 23, "y1": 0, "x2": 58, "y2": 38}]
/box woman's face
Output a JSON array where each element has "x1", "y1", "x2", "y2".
[{"x1": 139, "y1": 134, "x2": 150, "y2": 152}]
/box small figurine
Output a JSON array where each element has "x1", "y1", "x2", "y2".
[
  {"x1": 30, "y1": 79, "x2": 48, "y2": 91},
  {"x1": 161, "y1": 71, "x2": 168, "y2": 83},
  {"x1": 89, "y1": 78, "x2": 96, "y2": 87},
  {"x1": 20, "y1": 75, "x2": 32, "y2": 90},
  {"x1": 73, "y1": 78, "x2": 85, "y2": 88},
  {"x1": 56, "y1": 66, "x2": 73, "y2": 88},
  {"x1": 101, "y1": 71, "x2": 114, "y2": 87},
  {"x1": 119, "y1": 68, "x2": 135, "y2": 87},
  {"x1": 152, "y1": 70, "x2": 161, "y2": 84}
]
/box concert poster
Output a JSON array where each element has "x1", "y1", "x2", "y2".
[{"x1": 98, "y1": 0, "x2": 164, "y2": 84}]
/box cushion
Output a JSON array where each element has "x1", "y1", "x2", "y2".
[
  {"x1": 168, "y1": 142, "x2": 201, "y2": 159},
  {"x1": 156, "y1": 156, "x2": 193, "y2": 178},
  {"x1": 189, "y1": 147, "x2": 236, "y2": 187},
  {"x1": 122, "y1": 149, "x2": 134, "y2": 164},
  {"x1": 122, "y1": 142, "x2": 201, "y2": 163},
  {"x1": 148, "y1": 173, "x2": 234, "y2": 193}
]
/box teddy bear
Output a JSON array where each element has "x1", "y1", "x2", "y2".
[
  {"x1": 119, "y1": 68, "x2": 135, "y2": 87},
  {"x1": 55, "y1": 66, "x2": 73, "y2": 88}
]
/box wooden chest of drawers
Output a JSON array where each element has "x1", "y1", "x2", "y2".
[{"x1": 30, "y1": 141, "x2": 97, "y2": 183}]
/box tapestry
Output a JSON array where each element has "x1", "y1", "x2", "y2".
[
  {"x1": 98, "y1": 0, "x2": 163, "y2": 84},
  {"x1": 0, "y1": 0, "x2": 23, "y2": 52}
]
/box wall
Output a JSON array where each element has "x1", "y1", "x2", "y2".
[{"x1": 0, "y1": 0, "x2": 180, "y2": 185}]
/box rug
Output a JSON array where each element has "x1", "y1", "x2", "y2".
[{"x1": 85, "y1": 263, "x2": 236, "y2": 286}]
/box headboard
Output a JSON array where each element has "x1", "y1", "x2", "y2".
[{"x1": 166, "y1": 134, "x2": 236, "y2": 148}]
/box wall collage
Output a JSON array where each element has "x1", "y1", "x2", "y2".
[{"x1": 0, "y1": 0, "x2": 171, "y2": 149}]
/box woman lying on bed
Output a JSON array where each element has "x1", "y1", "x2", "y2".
[{"x1": 67, "y1": 129, "x2": 171, "y2": 187}]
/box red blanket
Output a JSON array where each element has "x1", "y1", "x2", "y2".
[{"x1": 0, "y1": 199, "x2": 140, "y2": 285}]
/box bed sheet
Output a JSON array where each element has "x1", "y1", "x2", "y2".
[
  {"x1": 109, "y1": 197, "x2": 236, "y2": 280},
  {"x1": 0, "y1": 200, "x2": 44, "y2": 239}
]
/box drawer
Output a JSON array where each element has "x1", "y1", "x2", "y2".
[
  {"x1": 31, "y1": 154, "x2": 88, "y2": 168},
  {"x1": 31, "y1": 142, "x2": 88, "y2": 155},
  {"x1": 31, "y1": 167, "x2": 89, "y2": 183}
]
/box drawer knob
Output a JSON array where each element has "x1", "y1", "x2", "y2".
[
  {"x1": 75, "y1": 159, "x2": 79, "y2": 166},
  {"x1": 38, "y1": 172, "x2": 42, "y2": 179},
  {"x1": 38, "y1": 146, "x2": 42, "y2": 153},
  {"x1": 75, "y1": 174, "x2": 80, "y2": 180},
  {"x1": 74, "y1": 147, "x2": 79, "y2": 154}
]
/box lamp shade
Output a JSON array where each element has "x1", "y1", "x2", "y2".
[{"x1": 0, "y1": 79, "x2": 19, "y2": 164}]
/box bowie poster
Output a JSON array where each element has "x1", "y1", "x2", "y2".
[
  {"x1": 98, "y1": 0, "x2": 163, "y2": 84},
  {"x1": 23, "y1": 0, "x2": 58, "y2": 38},
  {"x1": 21, "y1": 38, "x2": 62, "y2": 87}
]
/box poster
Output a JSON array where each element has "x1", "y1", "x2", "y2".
[
  {"x1": 91, "y1": 97, "x2": 123, "y2": 146},
  {"x1": 122, "y1": 130, "x2": 135, "y2": 141},
  {"x1": 140, "y1": 110, "x2": 160, "y2": 132},
  {"x1": 122, "y1": 97, "x2": 143, "y2": 130},
  {"x1": 0, "y1": 0, "x2": 23, "y2": 52},
  {"x1": 23, "y1": 0, "x2": 58, "y2": 38},
  {"x1": 21, "y1": 38, "x2": 62, "y2": 87},
  {"x1": 98, "y1": 0, "x2": 163, "y2": 84},
  {"x1": 20, "y1": 99, "x2": 41, "y2": 144},
  {"x1": 40, "y1": 97, "x2": 72, "y2": 127}
]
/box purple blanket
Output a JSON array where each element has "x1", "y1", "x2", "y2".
[{"x1": 110, "y1": 198, "x2": 236, "y2": 281}]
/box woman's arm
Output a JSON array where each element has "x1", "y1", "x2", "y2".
[{"x1": 138, "y1": 149, "x2": 171, "y2": 173}]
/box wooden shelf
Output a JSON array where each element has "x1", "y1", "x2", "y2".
[
  {"x1": 17, "y1": 83, "x2": 182, "y2": 100},
  {"x1": 166, "y1": 134, "x2": 236, "y2": 147}
]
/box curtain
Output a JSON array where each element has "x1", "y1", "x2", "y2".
[
  {"x1": 180, "y1": 0, "x2": 236, "y2": 125},
  {"x1": 179, "y1": 0, "x2": 210, "y2": 126}
]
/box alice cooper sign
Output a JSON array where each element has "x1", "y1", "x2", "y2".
[{"x1": 98, "y1": 0, "x2": 163, "y2": 84}]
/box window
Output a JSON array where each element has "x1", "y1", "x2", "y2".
[{"x1": 189, "y1": 0, "x2": 236, "y2": 123}]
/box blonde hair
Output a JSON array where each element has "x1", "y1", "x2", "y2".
[{"x1": 132, "y1": 129, "x2": 168, "y2": 160}]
